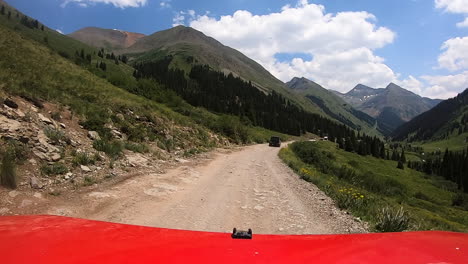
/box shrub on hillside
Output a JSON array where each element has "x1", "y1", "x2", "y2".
[
  {"x1": 0, "y1": 152, "x2": 17, "y2": 189},
  {"x1": 40, "y1": 163, "x2": 68, "y2": 175},
  {"x1": 397, "y1": 161, "x2": 404, "y2": 170},
  {"x1": 334, "y1": 187, "x2": 367, "y2": 210},
  {"x1": 5, "y1": 140, "x2": 28, "y2": 163},
  {"x1": 290, "y1": 141, "x2": 336, "y2": 174},
  {"x1": 375, "y1": 206, "x2": 410, "y2": 232},
  {"x1": 213, "y1": 115, "x2": 249, "y2": 144},
  {"x1": 452, "y1": 192, "x2": 468, "y2": 210},
  {"x1": 125, "y1": 142, "x2": 150, "y2": 153},
  {"x1": 44, "y1": 127, "x2": 68, "y2": 145},
  {"x1": 72, "y1": 151, "x2": 97, "y2": 166},
  {"x1": 93, "y1": 140, "x2": 123, "y2": 158},
  {"x1": 358, "y1": 171, "x2": 406, "y2": 196},
  {"x1": 80, "y1": 111, "x2": 112, "y2": 139}
]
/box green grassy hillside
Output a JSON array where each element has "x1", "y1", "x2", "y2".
[
  {"x1": 0, "y1": 18, "x2": 290, "y2": 154},
  {"x1": 0, "y1": 24, "x2": 213, "y2": 149},
  {"x1": 392, "y1": 88, "x2": 468, "y2": 146},
  {"x1": 280, "y1": 141, "x2": 468, "y2": 232},
  {"x1": 0, "y1": 1, "x2": 292, "y2": 146}
]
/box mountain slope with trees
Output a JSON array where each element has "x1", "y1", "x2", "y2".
[
  {"x1": 392, "y1": 88, "x2": 468, "y2": 142},
  {"x1": 286, "y1": 77, "x2": 380, "y2": 137}
]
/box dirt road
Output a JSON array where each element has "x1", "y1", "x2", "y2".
[{"x1": 43, "y1": 144, "x2": 366, "y2": 234}]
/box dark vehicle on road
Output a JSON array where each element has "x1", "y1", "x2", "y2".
[{"x1": 269, "y1": 136, "x2": 281, "y2": 147}]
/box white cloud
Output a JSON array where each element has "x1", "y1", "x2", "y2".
[
  {"x1": 172, "y1": 12, "x2": 185, "y2": 26},
  {"x1": 421, "y1": 71, "x2": 468, "y2": 99},
  {"x1": 160, "y1": 1, "x2": 171, "y2": 9},
  {"x1": 437, "y1": 37, "x2": 468, "y2": 71},
  {"x1": 392, "y1": 37, "x2": 468, "y2": 99},
  {"x1": 395, "y1": 75, "x2": 424, "y2": 95},
  {"x1": 435, "y1": 0, "x2": 468, "y2": 14},
  {"x1": 61, "y1": 0, "x2": 147, "y2": 8},
  {"x1": 435, "y1": 0, "x2": 468, "y2": 26},
  {"x1": 456, "y1": 17, "x2": 468, "y2": 27},
  {"x1": 173, "y1": 9, "x2": 198, "y2": 27},
  {"x1": 186, "y1": 1, "x2": 396, "y2": 92}
]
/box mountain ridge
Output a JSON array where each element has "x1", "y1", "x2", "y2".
[
  {"x1": 334, "y1": 83, "x2": 442, "y2": 135},
  {"x1": 285, "y1": 77, "x2": 380, "y2": 137},
  {"x1": 68, "y1": 27, "x2": 145, "y2": 50}
]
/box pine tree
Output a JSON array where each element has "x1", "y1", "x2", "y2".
[
  {"x1": 391, "y1": 150, "x2": 398, "y2": 161},
  {"x1": 40, "y1": 24, "x2": 44, "y2": 31},
  {"x1": 400, "y1": 149, "x2": 406, "y2": 163},
  {"x1": 99, "y1": 62, "x2": 107, "y2": 71},
  {"x1": 337, "y1": 137, "x2": 344, "y2": 149},
  {"x1": 397, "y1": 160, "x2": 404, "y2": 170},
  {"x1": 379, "y1": 143, "x2": 386, "y2": 159},
  {"x1": 1, "y1": 5, "x2": 5, "y2": 15},
  {"x1": 121, "y1": 55, "x2": 128, "y2": 64},
  {"x1": 8, "y1": 11, "x2": 11, "y2": 19}
]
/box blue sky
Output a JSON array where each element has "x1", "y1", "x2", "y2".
[{"x1": 5, "y1": 0, "x2": 468, "y2": 98}]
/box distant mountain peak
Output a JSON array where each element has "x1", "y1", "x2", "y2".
[
  {"x1": 335, "y1": 82, "x2": 442, "y2": 135},
  {"x1": 347, "y1": 84, "x2": 381, "y2": 97},
  {"x1": 386, "y1": 82, "x2": 404, "y2": 91},
  {"x1": 286, "y1": 77, "x2": 321, "y2": 90}
]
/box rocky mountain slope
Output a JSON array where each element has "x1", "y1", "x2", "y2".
[
  {"x1": 334, "y1": 83, "x2": 441, "y2": 135},
  {"x1": 68, "y1": 27, "x2": 145, "y2": 50},
  {"x1": 286, "y1": 77, "x2": 379, "y2": 136}
]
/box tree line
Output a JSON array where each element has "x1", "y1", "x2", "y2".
[
  {"x1": 97, "y1": 48, "x2": 128, "y2": 65},
  {"x1": 408, "y1": 148, "x2": 468, "y2": 193}
]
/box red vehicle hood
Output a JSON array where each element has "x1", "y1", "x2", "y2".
[{"x1": 0, "y1": 215, "x2": 467, "y2": 263}]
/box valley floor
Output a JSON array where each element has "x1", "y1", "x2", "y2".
[{"x1": 0, "y1": 144, "x2": 366, "y2": 234}]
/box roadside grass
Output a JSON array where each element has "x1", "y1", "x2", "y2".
[
  {"x1": 124, "y1": 142, "x2": 150, "y2": 153},
  {"x1": 40, "y1": 163, "x2": 68, "y2": 176},
  {"x1": 71, "y1": 151, "x2": 99, "y2": 166},
  {"x1": 279, "y1": 141, "x2": 468, "y2": 232},
  {"x1": 83, "y1": 176, "x2": 98, "y2": 186}
]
